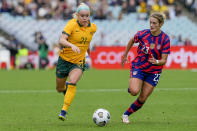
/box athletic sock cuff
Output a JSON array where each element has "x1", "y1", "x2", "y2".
[
  {"x1": 137, "y1": 98, "x2": 144, "y2": 105},
  {"x1": 67, "y1": 83, "x2": 76, "y2": 86}
]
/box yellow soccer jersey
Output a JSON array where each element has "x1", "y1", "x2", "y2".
[{"x1": 59, "y1": 19, "x2": 97, "y2": 64}]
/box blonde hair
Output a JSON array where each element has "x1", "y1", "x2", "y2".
[
  {"x1": 150, "y1": 12, "x2": 166, "y2": 24},
  {"x1": 73, "y1": 3, "x2": 90, "y2": 19}
]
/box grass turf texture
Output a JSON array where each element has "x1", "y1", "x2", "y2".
[{"x1": 0, "y1": 69, "x2": 197, "y2": 131}]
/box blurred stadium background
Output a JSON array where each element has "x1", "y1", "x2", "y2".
[
  {"x1": 0, "y1": 0, "x2": 197, "y2": 131},
  {"x1": 0, "y1": 0, "x2": 197, "y2": 69}
]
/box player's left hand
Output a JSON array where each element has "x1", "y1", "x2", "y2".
[
  {"x1": 121, "y1": 54, "x2": 128, "y2": 68},
  {"x1": 148, "y1": 54, "x2": 157, "y2": 65}
]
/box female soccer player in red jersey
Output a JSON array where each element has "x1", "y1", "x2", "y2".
[{"x1": 121, "y1": 12, "x2": 170, "y2": 124}]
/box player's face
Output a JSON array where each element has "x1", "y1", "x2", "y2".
[
  {"x1": 150, "y1": 17, "x2": 162, "y2": 32},
  {"x1": 77, "y1": 10, "x2": 90, "y2": 27}
]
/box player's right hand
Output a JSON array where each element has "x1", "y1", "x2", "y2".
[
  {"x1": 71, "y1": 44, "x2": 80, "y2": 54},
  {"x1": 121, "y1": 54, "x2": 128, "y2": 68}
]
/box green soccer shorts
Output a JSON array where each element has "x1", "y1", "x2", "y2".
[{"x1": 56, "y1": 57, "x2": 86, "y2": 78}]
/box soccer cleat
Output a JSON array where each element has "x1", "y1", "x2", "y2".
[
  {"x1": 122, "y1": 114, "x2": 130, "y2": 124},
  {"x1": 58, "y1": 110, "x2": 67, "y2": 121}
]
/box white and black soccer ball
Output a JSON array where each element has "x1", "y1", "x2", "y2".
[{"x1": 92, "y1": 108, "x2": 110, "y2": 126}]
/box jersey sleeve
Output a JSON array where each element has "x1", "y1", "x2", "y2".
[
  {"x1": 91, "y1": 23, "x2": 97, "y2": 34},
  {"x1": 162, "y1": 37, "x2": 170, "y2": 54},
  {"x1": 134, "y1": 31, "x2": 141, "y2": 43},
  {"x1": 62, "y1": 20, "x2": 75, "y2": 36}
]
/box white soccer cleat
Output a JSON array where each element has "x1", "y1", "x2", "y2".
[{"x1": 122, "y1": 114, "x2": 130, "y2": 124}]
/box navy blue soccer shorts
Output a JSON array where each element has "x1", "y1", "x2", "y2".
[{"x1": 130, "y1": 68, "x2": 161, "y2": 87}]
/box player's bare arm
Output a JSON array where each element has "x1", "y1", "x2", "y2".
[
  {"x1": 59, "y1": 34, "x2": 80, "y2": 54},
  {"x1": 121, "y1": 37, "x2": 135, "y2": 67}
]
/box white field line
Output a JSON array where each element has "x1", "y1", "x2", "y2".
[
  {"x1": 0, "y1": 88, "x2": 196, "y2": 94},
  {"x1": 191, "y1": 69, "x2": 197, "y2": 72}
]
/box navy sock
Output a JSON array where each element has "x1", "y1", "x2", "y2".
[{"x1": 124, "y1": 98, "x2": 144, "y2": 116}]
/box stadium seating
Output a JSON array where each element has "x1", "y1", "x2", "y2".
[{"x1": 0, "y1": 12, "x2": 197, "y2": 50}]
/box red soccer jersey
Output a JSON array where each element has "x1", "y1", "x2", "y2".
[{"x1": 132, "y1": 29, "x2": 170, "y2": 74}]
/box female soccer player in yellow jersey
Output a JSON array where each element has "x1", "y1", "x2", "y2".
[{"x1": 56, "y1": 3, "x2": 97, "y2": 121}]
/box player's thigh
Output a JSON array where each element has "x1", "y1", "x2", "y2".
[
  {"x1": 68, "y1": 68, "x2": 83, "y2": 84},
  {"x1": 56, "y1": 76, "x2": 67, "y2": 92},
  {"x1": 139, "y1": 81, "x2": 155, "y2": 102},
  {"x1": 129, "y1": 78, "x2": 144, "y2": 96}
]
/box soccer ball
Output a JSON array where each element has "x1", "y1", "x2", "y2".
[{"x1": 92, "y1": 108, "x2": 110, "y2": 126}]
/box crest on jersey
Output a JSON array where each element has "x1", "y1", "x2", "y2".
[
  {"x1": 150, "y1": 43, "x2": 155, "y2": 49},
  {"x1": 133, "y1": 71, "x2": 137, "y2": 76}
]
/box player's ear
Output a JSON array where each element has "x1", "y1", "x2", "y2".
[{"x1": 160, "y1": 22, "x2": 164, "y2": 27}]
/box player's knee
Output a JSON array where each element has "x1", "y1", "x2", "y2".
[
  {"x1": 68, "y1": 79, "x2": 77, "y2": 85},
  {"x1": 56, "y1": 86, "x2": 63, "y2": 93},
  {"x1": 56, "y1": 87, "x2": 61, "y2": 93},
  {"x1": 130, "y1": 91, "x2": 138, "y2": 96},
  {"x1": 129, "y1": 88, "x2": 139, "y2": 96}
]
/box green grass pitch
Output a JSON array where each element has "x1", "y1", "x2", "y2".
[{"x1": 0, "y1": 69, "x2": 197, "y2": 131}]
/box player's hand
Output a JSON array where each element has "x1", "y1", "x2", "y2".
[
  {"x1": 121, "y1": 54, "x2": 128, "y2": 68},
  {"x1": 71, "y1": 44, "x2": 80, "y2": 54},
  {"x1": 148, "y1": 54, "x2": 158, "y2": 65}
]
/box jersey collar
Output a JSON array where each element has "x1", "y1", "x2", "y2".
[
  {"x1": 149, "y1": 29, "x2": 163, "y2": 37},
  {"x1": 77, "y1": 20, "x2": 91, "y2": 27}
]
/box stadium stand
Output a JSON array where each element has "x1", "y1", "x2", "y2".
[
  {"x1": 180, "y1": 0, "x2": 197, "y2": 16},
  {"x1": 1, "y1": 12, "x2": 197, "y2": 50},
  {"x1": 0, "y1": 0, "x2": 197, "y2": 50}
]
